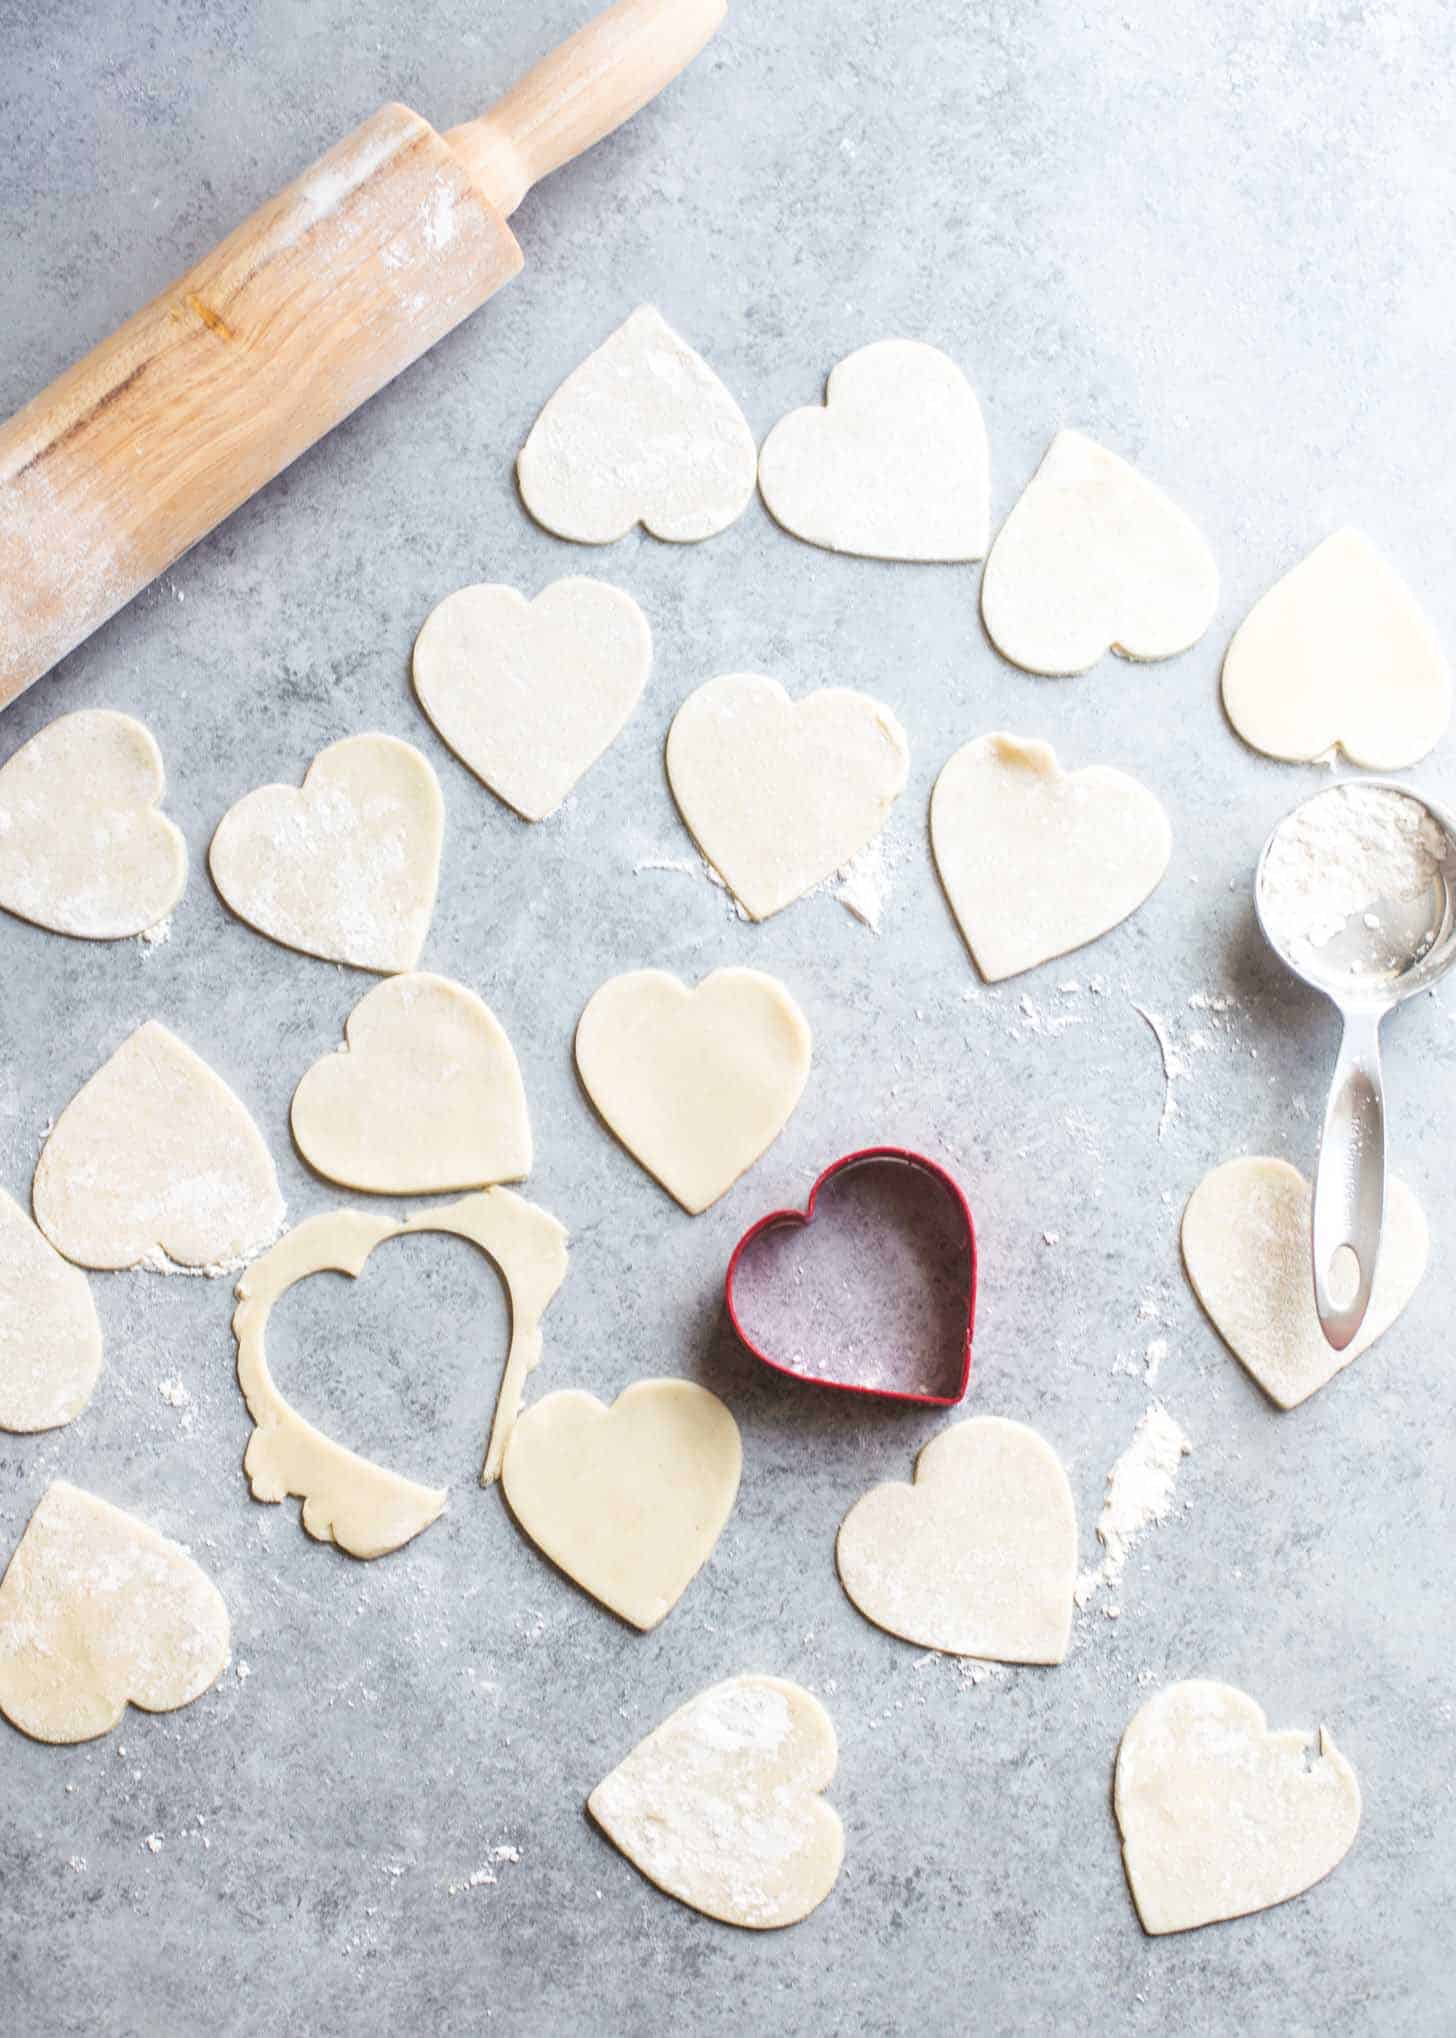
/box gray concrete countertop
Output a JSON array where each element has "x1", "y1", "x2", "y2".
[{"x1": 3, "y1": 3, "x2": 1454, "y2": 2031}]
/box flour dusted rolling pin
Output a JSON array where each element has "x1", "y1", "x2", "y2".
[{"x1": 0, "y1": 0, "x2": 725, "y2": 707}]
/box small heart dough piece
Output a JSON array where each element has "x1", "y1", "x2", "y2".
[
  {"x1": 667, "y1": 673, "x2": 909, "y2": 920},
  {"x1": 413, "y1": 578, "x2": 652, "y2": 821},
  {"x1": 502, "y1": 1380, "x2": 741, "y2": 1629},
  {"x1": 0, "y1": 709, "x2": 186, "y2": 938},
  {"x1": 836, "y1": 1416, "x2": 1077, "y2": 1663},
  {"x1": 0, "y1": 1189, "x2": 102, "y2": 1432},
  {"x1": 291, "y1": 973, "x2": 531, "y2": 1194},
  {"x1": 33, "y1": 1020, "x2": 284, "y2": 1272},
  {"x1": 931, "y1": 732, "x2": 1171, "y2": 981},
  {"x1": 1182, "y1": 1156, "x2": 1427, "y2": 1409},
  {"x1": 517, "y1": 305, "x2": 757, "y2": 545},
  {"x1": 1222, "y1": 528, "x2": 1451, "y2": 769},
  {"x1": 1115, "y1": 1680, "x2": 1362, "y2": 1935},
  {"x1": 981, "y1": 429, "x2": 1219, "y2": 676},
  {"x1": 210, "y1": 732, "x2": 443, "y2": 973},
  {"x1": 0, "y1": 1481, "x2": 230, "y2": 1744},
  {"x1": 589, "y1": 1674, "x2": 844, "y2": 1929},
  {"x1": 576, "y1": 968, "x2": 811, "y2": 1214},
  {"x1": 757, "y1": 339, "x2": 990, "y2": 561}
]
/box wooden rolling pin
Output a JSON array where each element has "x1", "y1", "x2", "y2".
[{"x1": 0, "y1": 0, "x2": 726, "y2": 708}]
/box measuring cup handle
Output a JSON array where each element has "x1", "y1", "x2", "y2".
[{"x1": 1311, "y1": 1007, "x2": 1386, "y2": 1351}]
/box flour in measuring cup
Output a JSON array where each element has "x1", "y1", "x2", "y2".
[{"x1": 1259, "y1": 782, "x2": 1449, "y2": 966}]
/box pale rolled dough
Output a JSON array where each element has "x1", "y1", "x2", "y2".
[{"x1": 0, "y1": 1188, "x2": 102, "y2": 1432}]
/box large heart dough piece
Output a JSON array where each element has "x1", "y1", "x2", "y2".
[
  {"x1": 1182, "y1": 1156, "x2": 1426, "y2": 1409},
  {"x1": 291, "y1": 973, "x2": 531, "y2": 1194},
  {"x1": 0, "y1": 1189, "x2": 102, "y2": 1432},
  {"x1": 837, "y1": 1416, "x2": 1077, "y2": 1663},
  {"x1": 0, "y1": 709, "x2": 187, "y2": 939},
  {"x1": 589, "y1": 1674, "x2": 844, "y2": 1929},
  {"x1": 0, "y1": 1481, "x2": 230, "y2": 1744},
  {"x1": 667, "y1": 673, "x2": 909, "y2": 920},
  {"x1": 932, "y1": 732, "x2": 1171, "y2": 981},
  {"x1": 210, "y1": 733, "x2": 443, "y2": 973},
  {"x1": 576, "y1": 968, "x2": 812, "y2": 1214},
  {"x1": 1116, "y1": 1680, "x2": 1362, "y2": 1935},
  {"x1": 981, "y1": 430, "x2": 1218, "y2": 676},
  {"x1": 517, "y1": 306, "x2": 757, "y2": 545},
  {"x1": 1222, "y1": 527, "x2": 1451, "y2": 769},
  {"x1": 758, "y1": 340, "x2": 990, "y2": 562},
  {"x1": 413, "y1": 578, "x2": 652, "y2": 821},
  {"x1": 502, "y1": 1380, "x2": 741, "y2": 1629},
  {"x1": 33, "y1": 1020, "x2": 284, "y2": 1272}
]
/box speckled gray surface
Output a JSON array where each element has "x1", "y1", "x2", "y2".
[{"x1": 2, "y1": 2, "x2": 1455, "y2": 2032}]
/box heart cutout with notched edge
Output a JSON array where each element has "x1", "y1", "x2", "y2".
[
  {"x1": 0, "y1": 1188, "x2": 102, "y2": 1433},
  {"x1": 726, "y1": 1149, "x2": 976, "y2": 1404},
  {"x1": 1181, "y1": 1155, "x2": 1427, "y2": 1409},
  {"x1": 412, "y1": 577, "x2": 652, "y2": 821},
  {"x1": 588, "y1": 1674, "x2": 844, "y2": 1929},
  {"x1": 0, "y1": 1481, "x2": 230, "y2": 1744}
]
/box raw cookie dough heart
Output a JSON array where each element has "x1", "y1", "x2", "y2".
[
  {"x1": 1221, "y1": 528, "x2": 1452, "y2": 769},
  {"x1": 33, "y1": 1020, "x2": 284, "y2": 1273},
  {"x1": 588, "y1": 1674, "x2": 844, "y2": 1929},
  {"x1": 517, "y1": 305, "x2": 757, "y2": 545},
  {"x1": 931, "y1": 732, "x2": 1171, "y2": 980},
  {"x1": 412, "y1": 577, "x2": 652, "y2": 821},
  {"x1": 291, "y1": 973, "x2": 531, "y2": 1194},
  {"x1": 502, "y1": 1380, "x2": 741, "y2": 1629},
  {"x1": 981, "y1": 430, "x2": 1218, "y2": 676},
  {"x1": 836, "y1": 1416, "x2": 1077, "y2": 1663},
  {"x1": 1115, "y1": 1680, "x2": 1362, "y2": 1935},
  {"x1": 0, "y1": 709, "x2": 187, "y2": 939},
  {"x1": 1181, "y1": 1156, "x2": 1427, "y2": 1409},
  {"x1": 757, "y1": 339, "x2": 989, "y2": 561},
  {"x1": 667, "y1": 673, "x2": 909, "y2": 920},
  {"x1": 209, "y1": 732, "x2": 443, "y2": 973},
  {"x1": 0, "y1": 1189, "x2": 102, "y2": 1432},
  {"x1": 576, "y1": 967, "x2": 811, "y2": 1214},
  {"x1": 0, "y1": 1481, "x2": 230, "y2": 1744}
]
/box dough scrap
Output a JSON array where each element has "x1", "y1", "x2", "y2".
[
  {"x1": 232, "y1": 1189, "x2": 568, "y2": 1557},
  {"x1": 0, "y1": 1189, "x2": 102, "y2": 1432},
  {"x1": 502, "y1": 1380, "x2": 741, "y2": 1629},
  {"x1": 589, "y1": 1675, "x2": 843, "y2": 1929},
  {"x1": 667, "y1": 672, "x2": 909, "y2": 920},
  {"x1": 836, "y1": 1416, "x2": 1076, "y2": 1663},
  {"x1": 413, "y1": 577, "x2": 651, "y2": 821},
  {"x1": 576, "y1": 967, "x2": 811, "y2": 1214},
  {"x1": 981, "y1": 429, "x2": 1218, "y2": 676},
  {"x1": 931, "y1": 732, "x2": 1171, "y2": 981},
  {"x1": 757, "y1": 339, "x2": 989, "y2": 561},
  {"x1": 0, "y1": 709, "x2": 187, "y2": 939},
  {"x1": 517, "y1": 305, "x2": 757, "y2": 545},
  {"x1": 209, "y1": 732, "x2": 443, "y2": 973},
  {"x1": 1115, "y1": 1680, "x2": 1361, "y2": 1935},
  {"x1": 291, "y1": 972, "x2": 531, "y2": 1195},
  {"x1": 33, "y1": 1021, "x2": 284, "y2": 1273},
  {"x1": 0, "y1": 1481, "x2": 229, "y2": 1745},
  {"x1": 1222, "y1": 527, "x2": 1451, "y2": 769},
  {"x1": 1181, "y1": 1155, "x2": 1427, "y2": 1409}
]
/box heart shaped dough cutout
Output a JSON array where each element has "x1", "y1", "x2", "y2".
[
  {"x1": 1115, "y1": 1680, "x2": 1361, "y2": 1935},
  {"x1": 34, "y1": 1020, "x2": 284, "y2": 1272},
  {"x1": 667, "y1": 673, "x2": 909, "y2": 920},
  {"x1": 0, "y1": 1481, "x2": 230, "y2": 1744},
  {"x1": 589, "y1": 1674, "x2": 844, "y2": 1929},
  {"x1": 0, "y1": 709, "x2": 186, "y2": 939},
  {"x1": 291, "y1": 973, "x2": 531, "y2": 1194},
  {"x1": 931, "y1": 732, "x2": 1171, "y2": 980},
  {"x1": 413, "y1": 577, "x2": 652, "y2": 820},
  {"x1": 1222, "y1": 528, "x2": 1451, "y2": 769},
  {"x1": 210, "y1": 733, "x2": 443, "y2": 973},
  {"x1": 981, "y1": 430, "x2": 1219, "y2": 676},
  {"x1": 517, "y1": 306, "x2": 757, "y2": 545},
  {"x1": 502, "y1": 1380, "x2": 740, "y2": 1629},
  {"x1": 836, "y1": 1416, "x2": 1077, "y2": 1663},
  {"x1": 757, "y1": 339, "x2": 989, "y2": 561},
  {"x1": 0, "y1": 1189, "x2": 102, "y2": 1432},
  {"x1": 576, "y1": 968, "x2": 812, "y2": 1214},
  {"x1": 1182, "y1": 1155, "x2": 1427, "y2": 1409}
]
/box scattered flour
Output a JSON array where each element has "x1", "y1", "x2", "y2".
[
  {"x1": 447, "y1": 1844, "x2": 522, "y2": 1897},
  {"x1": 157, "y1": 1377, "x2": 191, "y2": 1411},
  {"x1": 138, "y1": 915, "x2": 173, "y2": 953},
  {"x1": 1076, "y1": 1403, "x2": 1193, "y2": 1611},
  {"x1": 834, "y1": 835, "x2": 889, "y2": 931}
]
